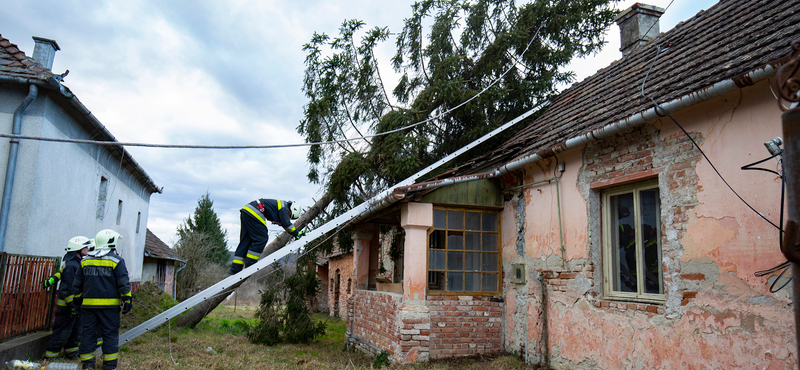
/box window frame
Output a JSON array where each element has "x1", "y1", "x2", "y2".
[
  {"x1": 601, "y1": 181, "x2": 665, "y2": 303},
  {"x1": 427, "y1": 206, "x2": 502, "y2": 296}
]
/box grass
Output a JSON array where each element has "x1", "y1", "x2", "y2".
[{"x1": 46, "y1": 284, "x2": 535, "y2": 369}]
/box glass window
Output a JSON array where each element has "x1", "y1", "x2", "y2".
[
  {"x1": 428, "y1": 207, "x2": 500, "y2": 294},
  {"x1": 603, "y1": 182, "x2": 663, "y2": 300}
]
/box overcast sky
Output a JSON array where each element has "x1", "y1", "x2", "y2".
[{"x1": 1, "y1": 0, "x2": 715, "y2": 249}]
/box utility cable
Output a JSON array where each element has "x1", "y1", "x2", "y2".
[
  {"x1": 0, "y1": 25, "x2": 546, "y2": 152},
  {"x1": 641, "y1": 45, "x2": 781, "y2": 231}
]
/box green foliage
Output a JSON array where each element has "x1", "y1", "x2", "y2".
[
  {"x1": 177, "y1": 193, "x2": 229, "y2": 266},
  {"x1": 247, "y1": 262, "x2": 327, "y2": 346},
  {"x1": 299, "y1": 0, "x2": 617, "y2": 219},
  {"x1": 374, "y1": 350, "x2": 391, "y2": 368}
]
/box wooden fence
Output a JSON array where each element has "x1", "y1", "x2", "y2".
[{"x1": 0, "y1": 253, "x2": 59, "y2": 341}]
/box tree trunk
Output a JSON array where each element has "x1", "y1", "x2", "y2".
[{"x1": 175, "y1": 193, "x2": 331, "y2": 328}]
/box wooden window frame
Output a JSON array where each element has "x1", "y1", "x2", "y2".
[
  {"x1": 427, "y1": 206, "x2": 502, "y2": 296},
  {"x1": 601, "y1": 181, "x2": 665, "y2": 303}
]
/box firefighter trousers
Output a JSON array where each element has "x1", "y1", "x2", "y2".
[
  {"x1": 230, "y1": 209, "x2": 269, "y2": 274},
  {"x1": 79, "y1": 308, "x2": 120, "y2": 370},
  {"x1": 45, "y1": 306, "x2": 81, "y2": 359}
]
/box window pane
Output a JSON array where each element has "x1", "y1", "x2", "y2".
[
  {"x1": 448, "y1": 211, "x2": 464, "y2": 230},
  {"x1": 447, "y1": 251, "x2": 464, "y2": 270},
  {"x1": 429, "y1": 230, "x2": 446, "y2": 250},
  {"x1": 429, "y1": 250, "x2": 445, "y2": 270},
  {"x1": 464, "y1": 252, "x2": 480, "y2": 271},
  {"x1": 482, "y1": 213, "x2": 498, "y2": 231},
  {"x1": 482, "y1": 253, "x2": 498, "y2": 272},
  {"x1": 465, "y1": 272, "x2": 480, "y2": 291},
  {"x1": 428, "y1": 271, "x2": 444, "y2": 291},
  {"x1": 434, "y1": 209, "x2": 446, "y2": 229},
  {"x1": 640, "y1": 189, "x2": 663, "y2": 294},
  {"x1": 447, "y1": 231, "x2": 464, "y2": 250},
  {"x1": 482, "y1": 273, "x2": 498, "y2": 292},
  {"x1": 465, "y1": 212, "x2": 481, "y2": 231},
  {"x1": 465, "y1": 232, "x2": 481, "y2": 250},
  {"x1": 483, "y1": 233, "x2": 498, "y2": 251},
  {"x1": 611, "y1": 193, "x2": 637, "y2": 293},
  {"x1": 447, "y1": 272, "x2": 464, "y2": 292}
]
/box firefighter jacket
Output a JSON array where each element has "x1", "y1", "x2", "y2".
[
  {"x1": 241, "y1": 199, "x2": 299, "y2": 236},
  {"x1": 72, "y1": 249, "x2": 131, "y2": 309},
  {"x1": 56, "y1": 251, "x2": 81, "y2": 308}
]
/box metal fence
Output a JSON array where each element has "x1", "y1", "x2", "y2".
[{"x1": 0, "y1": 253, "x2": 59, "y2": 341}]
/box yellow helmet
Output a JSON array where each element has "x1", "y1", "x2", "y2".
[{"x1": 95, "y1": 229, "x2": 122, "y2": 250}]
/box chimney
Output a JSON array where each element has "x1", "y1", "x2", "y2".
[
  {"x1": 32, "y1": 36, "x2": 60, "y2": 70},
  {"x1": 614, "y1": 3, "x2": 665, "y2": 56}
]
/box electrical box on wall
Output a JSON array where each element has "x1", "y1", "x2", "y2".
[{"x1": 511, "y1": 263, "x2": 526, "y2": 284}]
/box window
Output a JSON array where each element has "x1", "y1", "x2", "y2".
[
  {"x1": 136, "y1": 212, "x2": 141, "y2": 233},
  {"x1": 116, "y1": 200, "x2": 123, "y2": 225},
  {"x1": 602, "y1": 182, "x2": 663, "y2": 300},
  {"x1": 96, "y1": 176, "x2": 109, "y2": 220},
  {"x1": 428, "y1": 208, "x2": 500, "y2": 294}
]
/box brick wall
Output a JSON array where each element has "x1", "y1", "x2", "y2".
[
  {"x1": 347, "y1": 289, "x2": 401, "y2": 355},
  {"x1": 429, "y1": 295, "x2": 503, "y2": 359},
  {"x1": 327, "y1": 254, "x2": 354, "y2": 318}
]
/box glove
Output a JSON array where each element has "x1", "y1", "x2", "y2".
[
  {"x1": 43, "y1": 275, "x2": 59, "y2": 288},
  {"x1": 294, "y1": 230, "x2": 307, "y2": 240},
  {"x1": 122, "y1": 300, "x2": 132, "y2": 314},
  {"x1": 67, "y1": 302, "x2": 79, "y2": 318}
]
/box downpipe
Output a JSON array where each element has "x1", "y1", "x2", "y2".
[{"x1": 0, "y1": 84, "x2": 38, "y2": 252}]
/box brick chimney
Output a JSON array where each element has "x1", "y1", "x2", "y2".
[
  {"x1": 32, "y1": 36, "x2": 60, "y2": 70},
  {"x1": 614, "y1": 3, "x2": 665, "y2": 56}
]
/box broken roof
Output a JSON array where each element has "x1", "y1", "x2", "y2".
[
  {"x1": 0, "y1": 34, "x2": 161, "y2": 194},
  {"x1": 144, "y1": 229, "x2": 184, "y2": 262},
  {"x1": 448, "y1": 0, "x2": 800, "y2": 176}
]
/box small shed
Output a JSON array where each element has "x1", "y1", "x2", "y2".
[{"x1": 142, "y1": 229, "x2": 184, "y2": 299}]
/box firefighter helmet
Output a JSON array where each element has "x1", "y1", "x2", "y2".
[
  {"x1": 290, "y1": 202, "x2": 301, "y2": 219},
  {"x1": 66, "y1": 236, "x2": 93, "y2": 252},
  {"x1": 95, "y1": 229, "x2": 122, "y2": 250}
]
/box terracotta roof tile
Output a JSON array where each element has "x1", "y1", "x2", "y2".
[
  {"x1": 0, "y1": 34, "x2": 54, "y2": 81},
  {"x1": 451, "y1": 0, "x2": 800, "y2": 175},
  {"x1": 144, "y1": 229, "x2": 184, "y2": 262}
]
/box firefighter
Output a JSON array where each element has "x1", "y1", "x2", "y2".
[
  {"x1": 73, "y1": 229, "x2": 131, "y2": 370},
  {"x1": 229, "y1": 199, "x2": 306, "y2": 275},
  {"x1": 43, "y1": 236, "x2": 93, "y2": 360}
]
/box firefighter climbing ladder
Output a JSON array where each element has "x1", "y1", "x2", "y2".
[{"x1": 117, "y1": 105, "x2": 540, "y2": 345}]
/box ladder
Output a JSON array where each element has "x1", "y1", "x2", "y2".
[{"x1": 118, "y1": 105, "x2": 540, "y2": 345}]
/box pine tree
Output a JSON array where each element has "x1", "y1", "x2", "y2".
[{"x1": 177, "y1": 193, "x2": 229, "y2": 266}]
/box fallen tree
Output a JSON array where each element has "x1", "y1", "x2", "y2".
[{"x1": 175, "y1": 193, "x2": 331, "y2": 328}]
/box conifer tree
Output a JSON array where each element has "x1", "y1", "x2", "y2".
[{"x1": 177, "y1": 192, "x2": 229, "y2": 266}]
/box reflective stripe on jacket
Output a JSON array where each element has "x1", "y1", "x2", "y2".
[
  {"x1": 56, "y1": 251, "x2": 81, "y2": 307},
  {"x1": 73, "y1": 250, "x2": 131, "y2": 309}
]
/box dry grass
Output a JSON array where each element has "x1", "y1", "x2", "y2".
[{"x1": 47, "y1": 284, "x2": 536, "y2": 369}]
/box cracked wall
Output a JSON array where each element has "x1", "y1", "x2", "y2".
[{"x1": 501, "y1": 80, "x2": 796, "y2": 369}]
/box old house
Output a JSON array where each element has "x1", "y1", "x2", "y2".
[
  {"x1": 0, "y1": 34, "x2": 160, "y2": 281},
  {"x1": 335, "y1": 0, "x2": 800, "y2": 368},
  {"x1": 143, "y1": 229, "x2": 185, "y2": 299}
]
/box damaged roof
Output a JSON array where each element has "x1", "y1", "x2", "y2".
[
  {"x1": 448, "y1": 0, "x2": 800, "y2": 176},
  {"x1": 144, "y1": 229, "x2": 184, "y2": 263},
  {"x1": 0, "y1": 34, "x2": 161, "y2": 194}
]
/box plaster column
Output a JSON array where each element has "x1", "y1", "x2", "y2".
[
  {"x1": 352, "y1": 223, "x2": 374, "y2": 290},
  {"x1": 396, "y1": 202, "x2": 433, "y2": 363}
]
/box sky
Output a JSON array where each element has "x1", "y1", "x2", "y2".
[{"x1": 1, "y1": 0, "x2": 716, "y2": 249}]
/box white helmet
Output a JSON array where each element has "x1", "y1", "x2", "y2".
[
  {"x1": 95, "y1": 229, "x2": 122, "y2": 250},
  {"x1": 290, "y1": 202, "x2": 301, "y2": 219},
  {"x1": 66, "y1": 236, "x2": 93, "y2": 252}
]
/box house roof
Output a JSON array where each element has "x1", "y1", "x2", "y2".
[
  {"x1": 445, "y1": 0, "x2": 800, "y2": 176},
  {"x1": 0, "y1": 34, "x2": 161, "y2": 194},
  {"x1": 144, "y1": 229, "x2": 184, "y2": 262}
]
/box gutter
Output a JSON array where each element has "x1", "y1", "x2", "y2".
[
  {"x1": 392, "y1": 64, "x2": 777, "y2": 197},
  {"x1": 0, "y1": 84, "x2": 38, "y2": 252},
  {"x1": 0, "y1": 75, "x2": 161, "y2": 194}
]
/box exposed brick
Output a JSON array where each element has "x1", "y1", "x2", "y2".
[
  {"x1": 682, "y1": 274, "x2": 705, "y2": 281},
  {"x1": 683, "y1": 291, "x2": 698, "y2": 299}
]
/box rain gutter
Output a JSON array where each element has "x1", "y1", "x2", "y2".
[
  {"x1": 0, "y1": 75, "x2": 161, "y2": 194},
  {"x1": 0, "y1": 84, "x2": 38, "y2": 252},
  {"x1": 392, "y1": 64, "x2": 777, "y2": 198}
]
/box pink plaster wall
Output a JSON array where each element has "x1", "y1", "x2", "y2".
[{"x1": 502, "y1": 80, "x2": 796, "y2": 369}]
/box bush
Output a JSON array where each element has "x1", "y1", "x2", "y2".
[{"x1": 174, "y1": 230, "x2": 228, "y2": 301}]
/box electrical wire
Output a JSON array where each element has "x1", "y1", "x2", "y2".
[
  {"x1": 0, "y1": 25, "x2": 547, "y2": 153},
  {"x1": 641, "y1": 45, "x2": 781, "y2": 231},
  {"x1": 643, "y1": 46, "x2": 792, "y2": 291}
]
